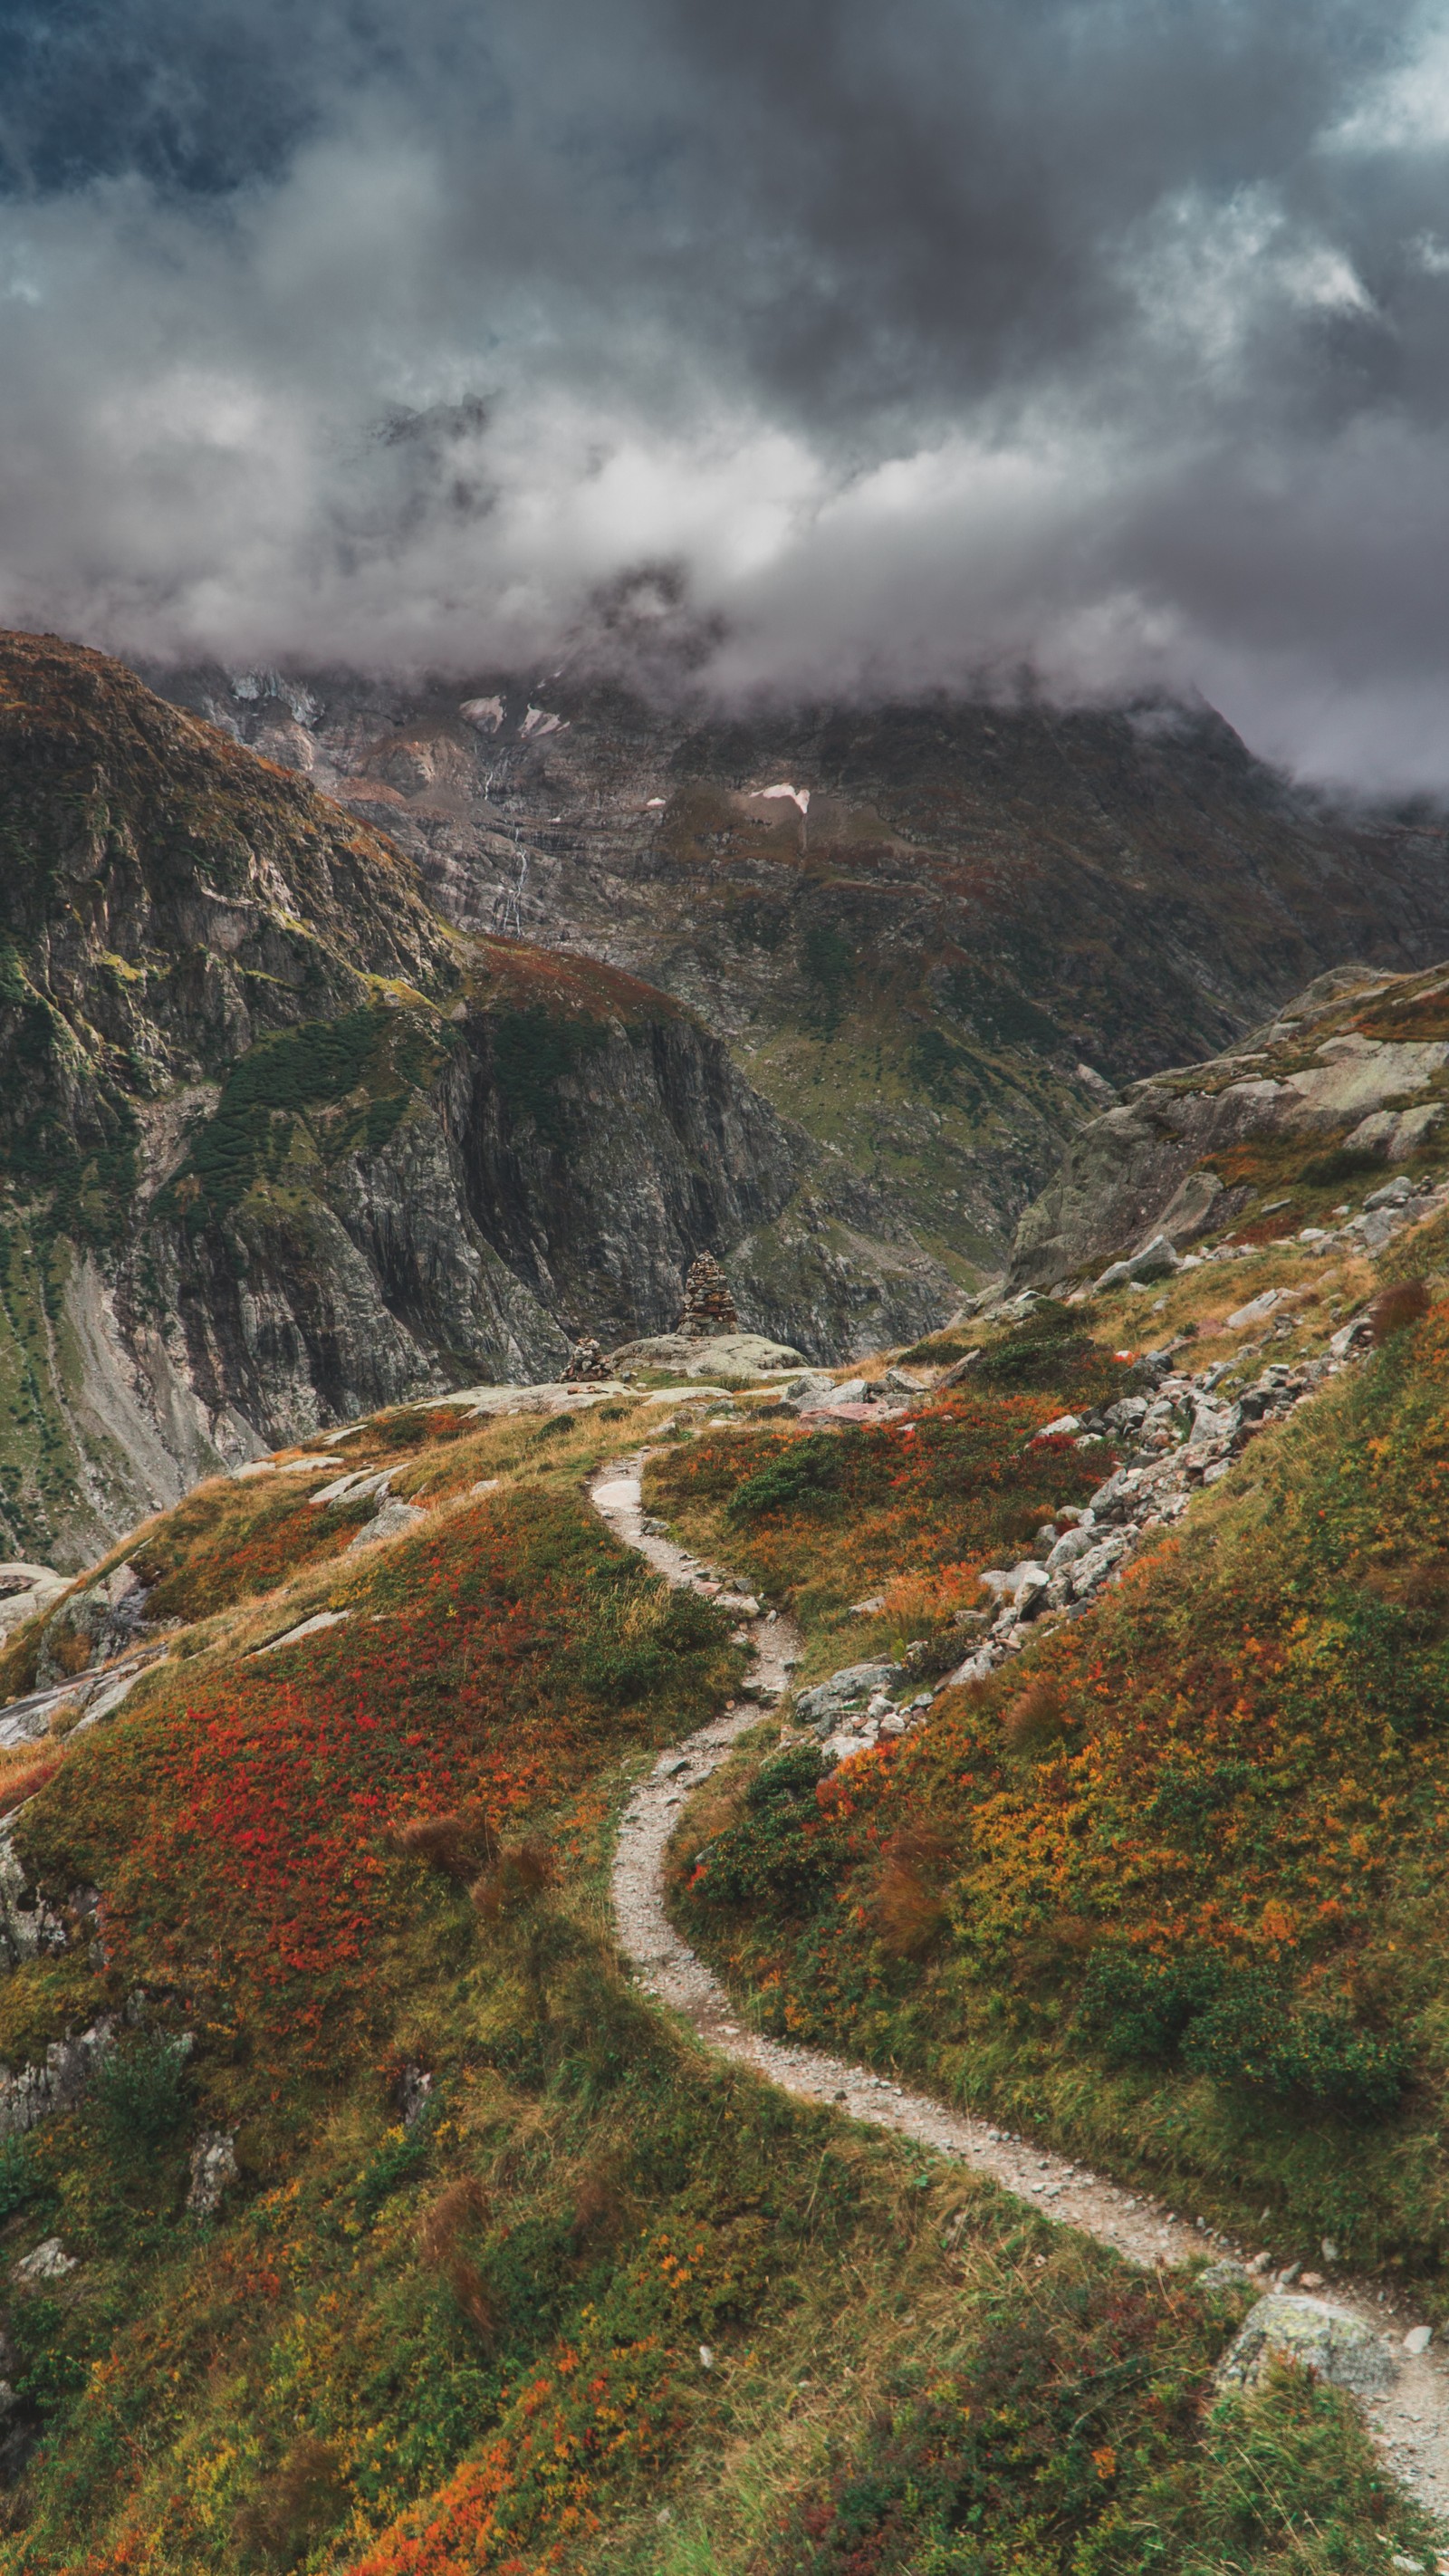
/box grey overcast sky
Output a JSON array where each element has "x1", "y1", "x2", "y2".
[{"x1": 4, "y1": 0, "x2": 1449, "y2": 786}]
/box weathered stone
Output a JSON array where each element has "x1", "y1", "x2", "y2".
[
  {"x1": 0, "y1": 1568, "x2": 67, "y2": 1640},
  {"x1": 1155, "y1": 1168, "x2": 1225, "y2": 1244},
  {"x1": 1226, "y1": 1289, "x2": 1282, "y2": 1331},
  {"x1": 396, "y1": 2063, "x2": 435, "y2": 2128},
  {"x1": 347, "y1": 1500, "x2": 427, "y2": 1552},
  {"x1": 1067, "y1": 1533, "x2": 1131, "y2": 1598},
  {"x1": 0, "y1": 2022, "x2": 114, "y2": 2137},
  {"x1": 1195, "y1": 2259, "x2": 1252, "y2": 2293},
  {"x1": 608, "y1": 1331, "x2": 804, "y2": 1382},
  {"x1": 1127, "y1": 1233, "x2": 1180, "y2": 1283},
  {"x1": 254, "y1": 1610, "x2": 350, "y2": 1656},
  {"x1": 1105, "y1": 1396, "x2": 1149, "y2": 1430},
  {"x1": 34, "y1": 1562, "x2": 148, "y2": 1687},
  {"x1": 1216, "y1": 2293, "x2": 1396, "y2": 2398},
  {"x1": 1045, "y1": 1526, "x2": 1097, "y2": 1574},
  {"x1": 14, "y1": 2240, "x2": 76, "y2": 2286},
  {"x1": 781, "y1": 1370, "x2": 835, "y2": 1410},
  {"x1": 794, "y1": 1661, "x2": 902, "y2": 1735},
  {"x1": 187, "y1": 2130, "x2": 239, "y2": 2219}
]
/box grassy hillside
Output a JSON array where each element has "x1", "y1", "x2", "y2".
[
  {"x1": 658, "y1": 1196, "x2": 1449, "y2": 2299},
  {"x1": 0, "y1": 1389, "x2": 1424, "y2": 2571}
]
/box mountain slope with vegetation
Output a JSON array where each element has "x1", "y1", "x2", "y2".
[
  {"x1": 0, "y1": 635, "x2": 949, "y2": 1569},
  {"x1": 657, "y1": 970, "x2": 1449, "y2": 2292}
]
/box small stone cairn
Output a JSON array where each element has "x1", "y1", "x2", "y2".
[
  {"x1": 677, "y1": 1252, "x2": 738, "y2": 1340},
  {"x1": 563, "y1": 1335, "x2": 609, "y2": 1383}
]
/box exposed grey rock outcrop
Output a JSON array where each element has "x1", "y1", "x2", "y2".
[
  {"x1": 607, "y1": 1331, "x2": 803, "y2": 1380},
  {"x1": 0, "y1": 2025, "x2": 113, "y2": 2139},
  {"x1": 1011, "y1": 962, "x2": 1449, "y2": 1288},
  {"x1": 187, "y1": 2131, "x2": 239, "y2": 2219},
  {"x1": 795, "y1": 1661, "x2": 903, "y2": 1735},
  {"x1": 0, "y1": 1571, "x2": 67, "y2": 1640}
]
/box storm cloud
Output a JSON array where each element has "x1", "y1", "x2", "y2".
[{"x1": 3, "y1": 0, "x2": 1449, "y2": 785}]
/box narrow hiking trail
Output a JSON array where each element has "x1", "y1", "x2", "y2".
[{"x1": 593, "y1": 1451, "x2": 1449, "y2": 2527}]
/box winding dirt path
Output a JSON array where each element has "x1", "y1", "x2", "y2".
[{"x1": 594, "y1": 1452, "x2": 1449, "y2": 2525}]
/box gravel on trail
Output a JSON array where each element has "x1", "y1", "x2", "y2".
[{"x1": 593, "y1": 1451, "x2": 1449, "y2": 2527}]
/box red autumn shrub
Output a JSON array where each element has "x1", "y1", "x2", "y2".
[{"x1": 15, "y1": 1489, "x2": 731, "y2": 2071}]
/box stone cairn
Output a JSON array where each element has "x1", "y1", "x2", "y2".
[
  {"x1": 677, "y1": 1252, "x2": 738, "y2": 1340},
  {"x1": 563, "y1": 1335, "x2": 609, "y2": 1383}
]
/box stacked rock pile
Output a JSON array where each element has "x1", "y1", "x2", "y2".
[
  {"x1": 563, "y1": 1335, "x2": 610, "y2": 1382},
  {"x1": 677, "y1": 1253, "x2": 739, "y2": 1339}
]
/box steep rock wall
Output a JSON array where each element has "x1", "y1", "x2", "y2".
[{"x1": 0, "y1": 637, "x2": 952, "y2": 1562}]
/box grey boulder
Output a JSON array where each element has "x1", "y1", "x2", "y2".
[
  {"x1": 1216, "y1": 2294, "x2": 1396, "y2": 2399},
  {"x1": 794, "y1": 1661, "x2": 902, "y2": 1735},
  {"x1": 1128, "y1": 1233, "x2": 1181, "y2": 1283}
]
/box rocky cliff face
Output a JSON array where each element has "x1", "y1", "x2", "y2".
[
  {"x1": 152, "y1": 660, "x2": 1449, "y2": 1273},
  {"x1": 1008, "y1": 959, "x2": 1449, "y2": 1286},
  {"x1": 0, "y1": 636, "x2": 951, "y2": 1566}
]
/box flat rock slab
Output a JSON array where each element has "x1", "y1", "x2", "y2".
[
  {"x1": 606, "y1": 1332, "x2": 803, "y2": 1380},
  {"x1": 425, "y1": 1381, "x2": 631, "y2": 1417},
  {"x1": 253, "y1": 1610, "x2": 350, "y2": 1654}
]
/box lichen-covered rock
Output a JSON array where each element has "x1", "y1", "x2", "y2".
[
  {"x1": 396, "y1": 2063, "x2": 434, "y2": 2128},
  {"x1": 0, "y1": 2023, "x2": 114, "y2": 2139},
  {"x1": 34, "y1": 1562, "x2": 147, "y2": 1686},
  {"x1": 187, "y1": 2129, "x2": 239, "y2": 2219},
  {"x1": 1215, "y1": 2293, "x2": 1396, "y2": 2399},
  {"x1": 0, "y1": 1833, "x2": 71, "y2": 1972},
  {"x1": 14, "y1": 2239, "x2": 76, "y2": 2286},
  {"x1": 608, "y1": 1331, "x2": 803, "y2": 1381},
  {"x1": 780, "y1": 1371, "x2": 835, "y2": 1410},
  {"x1": 347, "y1": 1499, "x2": 427, "y2": 1552},
  {"x1": 794, "y1": 1661, "x2": 903, "y2": 1735}
]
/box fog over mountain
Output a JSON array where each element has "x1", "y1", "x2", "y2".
[{"x1": 5, "y1": 0, "x2": 1449, "y2": 786}]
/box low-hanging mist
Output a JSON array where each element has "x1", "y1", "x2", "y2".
[{"x1": 5, "y1": 0, "x2": 1449, "y2": 788}]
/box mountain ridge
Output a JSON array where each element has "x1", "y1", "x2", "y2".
[{"x1": 151, "y1": 657, "x2": 1449, "y2": 1274}]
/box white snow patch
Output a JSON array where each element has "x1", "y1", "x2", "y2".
[
  {"x1": 459, "y1": 695, "x2": 504, "y2": 733},
  {"x1": 757, "y1": 782, "x2": 810, "y2": 813}
]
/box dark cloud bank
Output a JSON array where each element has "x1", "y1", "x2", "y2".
[{"x1": 3, "y1": 0, "x2": 1449, "y2": 787}]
